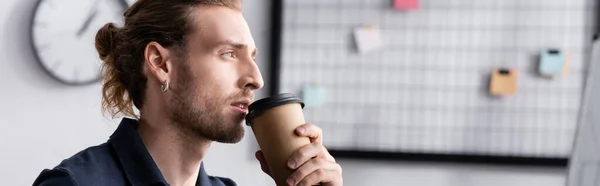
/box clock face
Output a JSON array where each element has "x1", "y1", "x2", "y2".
[{"x1": 31, "y1": 0, "x2": 133, "y2": 85}]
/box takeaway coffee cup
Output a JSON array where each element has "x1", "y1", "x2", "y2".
[{"x1": 245, "y1": 93, "x2": 310, "y2": 186}]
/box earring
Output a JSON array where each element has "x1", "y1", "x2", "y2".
[{"x1": 160, "y1": 80, "x2": 169, "y2": 92}]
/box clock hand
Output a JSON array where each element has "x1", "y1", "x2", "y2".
[
  {"x1": 76, "y1": 0, "x2": 102, "y2": 38},
  {"x1": 76, "y1": 9, "x2": 98, "y2": 38}
]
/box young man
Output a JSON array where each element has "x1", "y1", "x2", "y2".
[{"x1": 32, "y1": 0, "x2": 343, "y2": 186}]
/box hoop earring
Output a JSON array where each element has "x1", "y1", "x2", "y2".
[{"x1": 160, "y1": 80, "x2": 169, "y2": 92}]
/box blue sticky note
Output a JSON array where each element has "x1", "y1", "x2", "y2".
[
  {"x1": 302, "y1": 85, "x2": 326, "y2": 108},
  {"x1": 539, "y1": 49, "x2": 566, "y2": 77}
]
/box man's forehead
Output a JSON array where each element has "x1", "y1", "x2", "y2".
[{"x1": 189, "y1": 6, "x2": 255, "y2": 48}]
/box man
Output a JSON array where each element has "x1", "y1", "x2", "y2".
[{"x1": 32, "y1": 0, "x2": 343, "y2": 186}]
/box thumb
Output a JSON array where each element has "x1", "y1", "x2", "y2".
[{"x1": 255, "y1": 150, "x2": 271, "y2": 176}]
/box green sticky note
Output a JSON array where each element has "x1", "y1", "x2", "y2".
[{"x1": 302, "y1": 85, "x2": 327, "y2": 108}]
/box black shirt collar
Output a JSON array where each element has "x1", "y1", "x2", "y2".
[{"x1": 109, "y1": 118, "x2": 212, "y2": 186}]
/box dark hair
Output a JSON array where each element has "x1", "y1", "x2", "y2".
[{"x1": 95, "y1": 0, "x2": 242, "y2": 118}]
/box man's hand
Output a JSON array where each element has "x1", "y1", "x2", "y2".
[{"x1": 255, "y1": 123, "x2": 343, "y2": 186}]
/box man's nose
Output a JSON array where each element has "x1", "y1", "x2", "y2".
[{"x1": 238, "y1": 59, "x2": 264, "y2": 91}]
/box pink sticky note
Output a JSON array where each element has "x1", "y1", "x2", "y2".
[{"x1": 394, "y1": 0, "x2": 419, "y2": 10}]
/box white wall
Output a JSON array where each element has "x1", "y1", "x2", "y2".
[
  {"x1": 0, "y1": 0, "x2": 271, "y2": 185},
  {"x1": 0, "y1": 0, "x2": 568, "y2": 186},
  {"x1": 0, "y1": 0, "x2": 121, "y2": 185},
  {"x1": 341, "y1": 159, "x2": 566, "y2": 186}
]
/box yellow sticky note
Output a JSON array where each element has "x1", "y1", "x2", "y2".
[
  {"x1": 490, "y1": 68, "x2": 518, "y2": 95},
  {"x1": 562, "y1": 52, "x2": 571, "y2": 76}
]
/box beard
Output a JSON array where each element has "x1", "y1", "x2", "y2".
[{"x1": 167, "y1": 59, "x2": 250, "y2": 143}]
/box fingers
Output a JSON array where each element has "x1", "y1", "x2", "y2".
[
  {"x1": 295, "y1": 123, "x2": 323, "y2": 143},
  {"x1": 255, "y1": 150, "x2": 271, "y2": 176},
  {"x1": 289, "y1": 123, "x2": 342, "y2": 186},
  {"x1": 288, "y1": 143, "x2": 325, "y2": 169},
  {"x1": 287, "y1": 158, "x2": 342, "y2": 186},
  {"x1": 296, "y1": 169, "x2": 342, "y2": 186},
  {"x1": 323, "y1": 151, "x2": 336, "y2": 163}
]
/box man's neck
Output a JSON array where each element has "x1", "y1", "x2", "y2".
[{"x1": 137, "y1": 113, "x2": 211, "y2": 186}]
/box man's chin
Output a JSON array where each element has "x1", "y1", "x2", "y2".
[
  {"x1": 215, "y1": 133, "x2": 245, "y2": 144},
  {"x1": 213, "y1": 125, "x2": 246, "y2": 144}
]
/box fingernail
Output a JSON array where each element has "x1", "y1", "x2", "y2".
[
  {"x1": 287, "y1": 177, "x2": 295, "y2": 185},
  {"x1": 288, "y1": 160, "x2": 296, "y2": 168},
  {"x1": 298, "y1": 127, "x2": 306, "y2": 134}
]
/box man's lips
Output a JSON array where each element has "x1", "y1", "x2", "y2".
[{"x1": 231, "y1": 99, "x2": 251, "y2": 113}]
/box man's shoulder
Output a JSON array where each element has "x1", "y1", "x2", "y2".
[
  {"x1": 33, "y1": 143, "x2": 126, "y2": 186},
  {"x1": 208, "y1": 175, "x2": 237, "y2": 186},
  {"x1": 56, "y1": 143, "x2": 115, "y2": 168},
  {"x1": 32, "y1": 167, "x2": 77, "y2": 186}
]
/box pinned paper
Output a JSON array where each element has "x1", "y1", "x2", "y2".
[
  {"x1": 562, "y1": 53, "x2": 571, "y2": 76},
  {"x1": 302, "y1": 84, "x2": 327, "y2": 108},
  {"x1": 394, "y1": 0, "x2": 419, "y2": 10},
  {"x1": 539, "y1": 49, "x2": 569, "y2": 77},
  {"x1": 354, "y1": 25, "x2": 382, "y2": 54},
  {"x1": 490, "y1": 68, "x2": 518, "y2": 96}
]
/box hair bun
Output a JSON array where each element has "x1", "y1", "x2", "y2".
[{"x1": 95, "y1": 23, "x2": 121, "y2": 61}]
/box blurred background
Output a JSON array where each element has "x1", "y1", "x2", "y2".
[{"x1": 1, "y1": 0, "x2": 600, "y2": 185}]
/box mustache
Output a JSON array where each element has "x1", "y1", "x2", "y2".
[{"x1": 229, "y1": 90, "x2": 254, "y2": 101}]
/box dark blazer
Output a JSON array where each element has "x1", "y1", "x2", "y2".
[{"x1": 32, "y1": 118, "x2": 236, "y2": 186}]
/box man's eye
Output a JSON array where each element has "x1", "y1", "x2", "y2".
[{"x1": 223, "y1": 52, "x2": 234, "y2": 58}]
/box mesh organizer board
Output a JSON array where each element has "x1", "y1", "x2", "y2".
[{"x1": 270, "y1": 0, "x2": 598, "y2": 165}]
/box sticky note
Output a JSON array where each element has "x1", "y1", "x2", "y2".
[
  {"x1": 395, "y1": 0, "x2": 419, "y2": 10},
  {"x1": 354, "y1": 25, "x2": 382, "y2": 54},
  {"x1": 562, "y1": 53, "x2": 571, "y2": 76},
  {"x1": 539, "y1": 49, "x2": 568, "y2": 77},
  {"x1": 302, "y1": 84, "x2": 327, "y2": 108},
  {"x1": 490, "y1": 68, "x2": 518, "y2": 95}
]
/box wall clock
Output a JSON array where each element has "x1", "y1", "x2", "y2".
[{"x1": 30, "y1": 0, "x2": 133, "y2": 85}]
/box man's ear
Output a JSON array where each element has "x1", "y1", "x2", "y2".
[{"x1": 144, "y1": 41, "x2": 172, "y2": 84}]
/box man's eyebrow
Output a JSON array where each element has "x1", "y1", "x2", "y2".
[{"x1": 217, "y1": 40, "x2": 247, "y2": 49}]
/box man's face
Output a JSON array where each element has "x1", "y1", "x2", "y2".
[{"x1": 168, "y1": 6, "x2": 263, "y2": 143}]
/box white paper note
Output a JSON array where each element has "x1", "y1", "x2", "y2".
[{"x1": 354, "y1": 25, "x2": 382, "y2": 53}]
